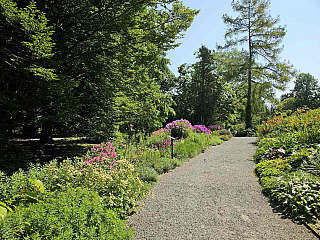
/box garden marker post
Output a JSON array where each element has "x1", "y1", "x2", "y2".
[{"x1": 170, "y1": 136, "x2": 176, "y2": 159}]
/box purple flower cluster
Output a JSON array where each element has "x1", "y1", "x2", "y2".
[
  {"x1": 164, "y1": 119, "x2": 193, "y2": 139},
  {"x1": 193, "y1": 125, "x2": 211, "y2": 135},
  {"x1": 208, "y1": 125, "x2": 224, "y2": 130},
  {"x1": 82, "y1": 142, "x2": 117, "y2": 171}
]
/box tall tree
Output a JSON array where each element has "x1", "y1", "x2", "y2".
[
  {"x1": 175, "y1": 46, "x2": 235, "y2": 125},
  {"x1": 2, "y1": 0, "x2": 199, "y2": 141},
  {"x1": 293, "y1": 73, "x2": 319, "y2": 109},
  {"x1": 220, "y1": 0, "x2": 295, "y2": 128},
  {"x1": 0, "y1": 0, "x2": 55, "y2": 143}
]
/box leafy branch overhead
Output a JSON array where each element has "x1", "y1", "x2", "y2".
[{"x1": 0, "y1": 0, "x2": 199, "y2": 142}]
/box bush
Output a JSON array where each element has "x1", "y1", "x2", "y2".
[
  {"x1": 217, "y1": 129, "x2": 232, "y2": 136},
  {"x1": 193, "y1": 125, "x2": 210, "y2": 135},
  {"x1": 0, "y1": 188, "x2": 134, "y2": 239},
  {"x1": 230, "y1": 123, "x2": 246, "y2": 136},
  {"x1": 1, "y1": 157, "x2": 146, "y2": 218},
  {"x1": 134, "y1": 166, "x2": 158, "y2": 183},
  {"x1": 219, "y1": 135, "x2": 232, "y2": 141},
  {"x1": 174, "y1": 139, "x2": 203, "y2": 158},
  {"x1": 255, "y1": 159, "x2": 291, "y2": 178},
  {"x1": 164, "y1": 119, "x2": 193, "y2": 139},
  {"x1": 255, "y1": 109, "x2": 320, "y2": 222},
  {"x1": 81, "y1": 159, "x2": 146, "y2": 218}
]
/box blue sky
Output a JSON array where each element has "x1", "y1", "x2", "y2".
[{"x1": 166, "y1": 0, "x2": 320, "y2": 99}]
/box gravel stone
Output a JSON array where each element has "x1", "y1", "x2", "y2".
[{"x1": 127, "y1": 137, "x2": 318, "y2": 239}]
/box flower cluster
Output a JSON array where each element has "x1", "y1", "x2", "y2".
[
  {"x1": 158, "y1": 139, "x2": 175, "y2": 152},
  {"x1": 153, "y1": 128, "x2": 165, "y2": 135},
  {"x1": 208, "y1": 125, "x2": 223, "y2": 130},
  {"x1": 82, "y1": 142, "x2": 117, "y2": 171},
  {"x1": 164, "y1": 119, "x2": 193, "y2": 139},
  {"x1": 193, "y1": 125, "x2": 211, "y2": 135}
]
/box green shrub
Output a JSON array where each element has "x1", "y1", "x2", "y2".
[
  {"x1": 255, "y1": 159, "x2": 292, "y2": 178},
  {"x1": 1, "y1": 158, "x2": 146, "y2": 218},
  {"x1": 174, "y1": 139, "x2": 203, "y2": 158},
  {"x1": 80, "y1": 159, "x2": 146, "y2": 218},
  {"x1": 217, "y1": 129, "x2": 232, "y2": 136},
  {"x1": 134, "y1": 166, "x2": 158, "y2": 183},
  {"x1": 153, "y1": 157, "x2": 182, "y2": 174},
  {"x1": 0, "y1": 188, "x2": 134, "y2": 239},
  {"x1": 230, "y1": 123, "x2": 246, "y2": 137},
  {"x1": 187, "y1": 132, "x2": 223, "y2": 148},
  {"x1": 219, "y1": 135, "x2": 232, "y2": 141}
]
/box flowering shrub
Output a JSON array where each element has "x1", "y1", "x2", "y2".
[
  {"x1": 164, "y1": 119, "x2": 193, "y2": 139},
  {"x1": 153, "y1": 128, "x2": 165, "y2": 135},
  {"x1": 145, "y1": 128, "x2": 170, "y2": 149},
  {"x1": 208, "y1": 125, "x2": 223, "y2": 130},
  {"x1": 255, "y1": 108, "x2": 320, "y2": 222},
  {"x1": 158, "y1": 139, "x2": 175, "y2": 152},
  {"x1": 193, "y1": 125, "x2": 211, "y2": 135},
  {"x1": 82, "y1": 142, "x2": 117, "y2": 172},
  {"x1": 258, "y1": 108, "x2": 320, "y2": 143}
]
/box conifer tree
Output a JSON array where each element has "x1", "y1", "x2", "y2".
[{"x1": 220, "y1": 0, "x2": 295, "y2": 128}]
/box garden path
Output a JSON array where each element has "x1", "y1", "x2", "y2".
[{"x1": 127, "y1": 137, "x2": 318, "y2": 239}]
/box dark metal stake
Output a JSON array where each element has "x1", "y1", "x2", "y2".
[{"x1": 170, "y1": 136, "x2": 175, "y2": 159}]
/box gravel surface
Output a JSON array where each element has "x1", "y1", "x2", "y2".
[{"x1": 127, "y1": 137, "x2": 317, "y2": 240}]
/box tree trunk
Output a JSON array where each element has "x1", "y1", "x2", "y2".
[
  {"x1": 246, "y1": 70, "x2": 252, "y2": 129},
  {"x1": 40, "y1": 120, "x2": 53, "y2": 143},
  {"x1": 246, "y1": 0, "x2": 253, "y2": 129}
]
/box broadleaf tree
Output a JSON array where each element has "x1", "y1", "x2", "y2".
[
  {"x1": 2, "y1": 0, "x2": 199, "y2": 142},
  {"x1": 220, "y1": 0, "x2": 295, "y2": 128}
]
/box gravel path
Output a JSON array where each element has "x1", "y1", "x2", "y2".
[{"x1": 127, "y1": 137, "x2": 317, "y2": 240}]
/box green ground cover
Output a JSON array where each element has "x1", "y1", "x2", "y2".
[{"x1": 255, "y1": 108, "x2": 320, "y2": 223}]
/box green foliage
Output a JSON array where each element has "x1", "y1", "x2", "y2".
[
  {"x1": 255, "y1": 108, "x2": 320, "y2": 222},
  {"x1": 175, "y1": 46, "x2": 235, "y2": 125},
  {"x1": 1, "y1": 0, "x2": 199, "y2": 144},
  {"x1": 264, "y1": 173, "x2": 320, "y2": 222},
  {"x1": 153, "y1": 157, "x2": 183, "y2": 174},
  {"x1": 220, "y1": 0, "x2": 295, "y2": 128},
  {"x1": 134, "y1": 166, "x2": 159, "y2": 183},
  {"x1": 293, "y1": 73, "x2": 320, "y2": 109},
  {"x1": 0, "y1": 0, "x2": 56, "y2": 144},
  {"x1": 174, "y1": 139, "x2": 204, "y2": 159},
  {"x1": 0, "y1": 188, "x2": 134, "y2": 239},
  {"x1": 93, "y1": 159, "x2": 145, "y2": 218},
  {"x1": 256, "y1": 159, "x2": 291, "y2": 178},
  {"x1": 0, "y1": 201, "x2": 12, "y2": 222}
]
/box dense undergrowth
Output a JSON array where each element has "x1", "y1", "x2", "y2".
[
  {"x1": 0, "y1": 119, "x2": 231, "y2": 239},
  {"x1": 255, "y1": 108, "x2": 320, "y2": 223}
]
